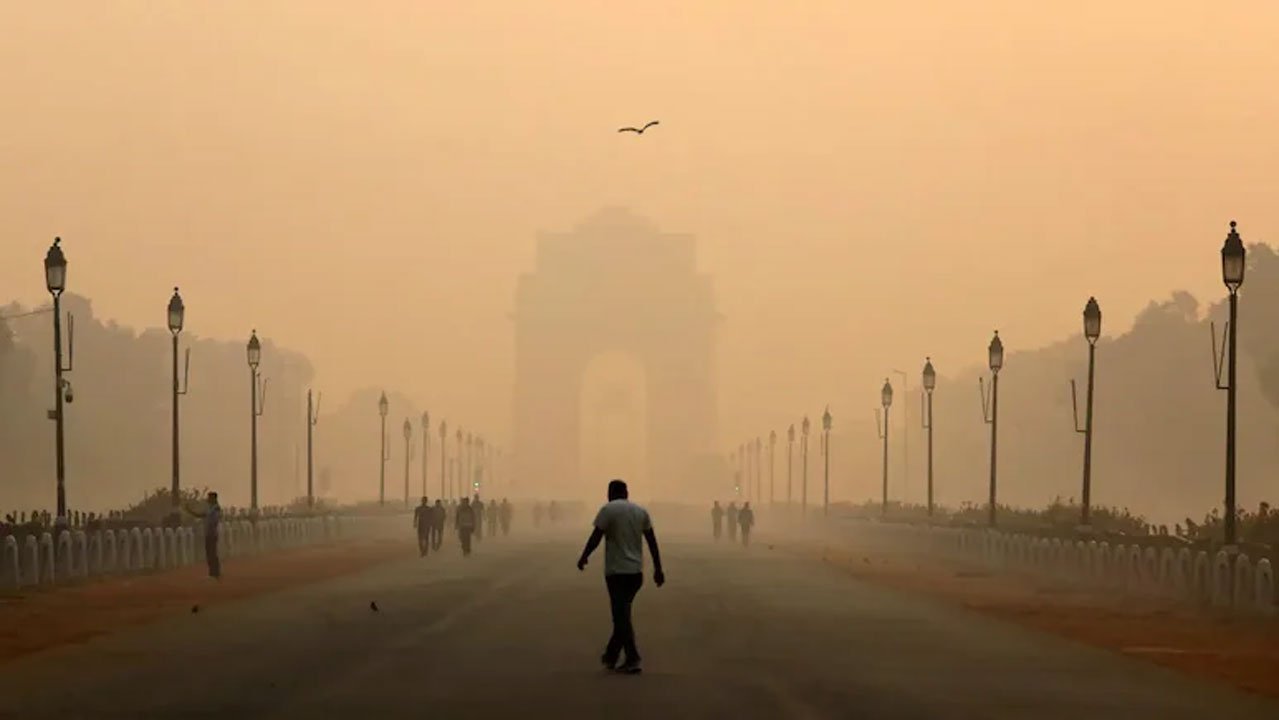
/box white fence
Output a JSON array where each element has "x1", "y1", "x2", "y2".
[
  {"x1": 858, "y1": 522, "x2": 1276, "y2": 617},
  {"x1": 0, "y1": 514, "x2": 382, "y2": 591}
]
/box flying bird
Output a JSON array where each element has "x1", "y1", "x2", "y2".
[{"x1": 618, "y1": 121, "x2": 659, "y2": 135}]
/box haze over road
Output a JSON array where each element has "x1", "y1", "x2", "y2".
[{"x1": 1, "y1": 531, "x2": 1274, "y2": 719}]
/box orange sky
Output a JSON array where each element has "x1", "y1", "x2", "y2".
[{"x1": 3, "y1": 1, "x2": 1278, "y2": 456}]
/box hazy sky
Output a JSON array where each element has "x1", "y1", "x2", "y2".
[{"x1": 3, "y1": 1, "x2": 1278, "y2": 453}]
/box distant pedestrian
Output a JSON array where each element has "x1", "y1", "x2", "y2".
[
  {"x1": 185, "y1": 491, "x2": 222, "y2": 579},
  {"x1": 431, "y1": 499, "x2": 446, "y2": 550},
  {"x1": 711, "y1": 501, "x2": 724, "y2": 541},
  {"x1": 455, "y1": 498, "x2": 477, "y2": 556},
  {"x1": 548, "y1": 501, "x2": 560, "y2": 525},
  {"x1": 473, "y1": 494, "x2": 486, "y2": 542},
  {"x1": 413, "y1": 497, "x2": 433, "y2": 557},
  {"x1": 533, "y1": 502, "x2": 544, "y2": 528},
  {"x1": 738, "y1": 502, "x2": 755, "y2": 546},
  {"x1": 726, "y1": 502, "x2": 739, "y2": 542},
  {"x1": 499, "y1": 498, "x2": 513, "y2": 536},
  {"x1": 577, "y1": 479, "x2": 665, "y2": 674},
  {"x1": 487, "y1": 499, "x2": 499, "y2": 538}
]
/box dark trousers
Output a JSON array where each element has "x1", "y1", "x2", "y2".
[
  {"x1": 713, "y1": 520, "x2": 722, "y2": 540},
  {"x1": 417, "y1": 530, "x2": 431, "y2": 557},
  {"x1": 205, "y1": 533, "x2": 221, "y2": 578},
  {"x1": 459, "y1": 528, "x2": 473, "y2": 555},
  {"x1": 431, "y1": 524, "x2": 443, "y2": 550},
  {"x1": 604, "y1": 573, "x2": 644, "y2": 664},
  {"x1": 741, "y1": 526, "x2": 752, "y2": 546},
  {"x1": 728, "y1": 521, "x2": 738, "y2": 541}
]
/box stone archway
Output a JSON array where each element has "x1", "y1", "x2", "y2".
[{"x1": 512, "y1": 208, "x2": 719, "y2": 501}]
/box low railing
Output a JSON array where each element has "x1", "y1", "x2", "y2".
[
  {"x1": 0, "y1": 515, "x2": 383, "y2": 591},
  {"x1": 843, "y1": 520, "x2": 1276, "y2": 617}
]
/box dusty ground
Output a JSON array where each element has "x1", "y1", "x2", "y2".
[
  {"x1": 0, "y1": 539, "x2": 414, "y2": 664},
  {"x1": 801, "y1": 540, "x2": 1279, "y2": 698}
]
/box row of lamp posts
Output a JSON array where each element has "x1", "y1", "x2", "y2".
[
  {"x1": 732, "y1": 407, "x2": 835, "y2": 515},
  {"x1": 377, "y1": 394, "x2": 500, "y2": 506},
  {"x1": 871, "y1": 220, "x2": 1245, "y2": 538}
]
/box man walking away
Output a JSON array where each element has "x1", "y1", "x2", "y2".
[
  {"x1": 739, "y1": 501, "x2": 755, "y2": 547},
  {"x1": 456, "y1": 497, "x2": 477, "y2": 556},
  {"x1": 726, "y1": 501, "x2": 739, "y2": 542},
  {"x1": 499, "y1": 498, "x2": 513, "y2": 536},
  {"x1": 185, "y1": 491, "x2": 222, "y2": 579},
  {"x1": 711, "y1": 501, "x2": 724, "y2": 541},
  {"x1": 577, "y1": 479, "x2": 665, "y2": 675},
  {"x1": 487, "y1": 499, "x2": 500, "y2": 538},
  {"x1": 473, "y1": 494, "x2": 485, "y2": 542},
  {"x1": 414, "y1": 497, "x2": 433, "y2": 557},
  {"x1": 431, "y1": 499, "x2": 446, "y2": 550}
]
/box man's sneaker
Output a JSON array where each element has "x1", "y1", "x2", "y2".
[
  {"x1": 600, "y1": 653, "x2": 618, "y2": 671},
  {"x1": 615, "y1": 659, "x2": 642, "y2": 675}
]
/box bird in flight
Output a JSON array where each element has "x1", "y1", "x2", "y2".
[{"x1": 618, "y1": 121, "x2": 659, "y2": 135}]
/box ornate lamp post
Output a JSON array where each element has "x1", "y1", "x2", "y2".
[
  {"x1": 44, "y1": 238, "x2": 75, "y2": 524},
  {"x1": 439, "y1": 420, "x2": 448, "y2": 499},
  {"x1": 306, "y1": 389, "x2": 321, "y2": 509},
  {"x1": 455, "y1": 428, "x2": 464, "y2": 498},
  {"x1": 730, "y1": 449, "x2": 739, "y2": 496},
  {"x1": 421, "y1": 412, "x2": 430, "y2": 496},
  {"x1": 801, "y1": 416, "x2": 811, "y2": 516},
  {"x1": 1213, "y1": 221, "x2": 1246, "y2": 549},
  {"x1": 753, "y1": 437, "x2": 762, "y2": 503},
  {"x1": 167, "y1": 287, "x2": 190, "y2": 511},
  {"x1": 877, "y1": 380, "x2": 893, "y2": 515},
  {"x1": 378, "y1": 392, "x2": 389, "y2": 505},
  {"x1": 403, "y1": 418, "x2": 414, "y2": 505},
  {"x1": 466, "y1": 432, "x2": 474, "y2": 495},
  {"x1": 980, "y1": 331, "x2": 1004, "y2": 527},
  {"x1": 247, "y1": 331, "x2": 266, "y2": 516},
  {"x1": 787, "y1": 424, "x2": 795, "y2": 509},
  {"x1": 821, "y1": 407, "x2": 832, "y2": 515},
  {"x1": 768, "y1": 429, "x2": 777, "y2": 507},
  {"x1": 1070, "y1": 299, "x2": 1102, "y2": 531},
  {"x1": 921, "y1": 358, "x2": 936, "y2": 518}
]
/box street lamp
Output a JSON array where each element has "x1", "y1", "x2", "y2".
[
  {"x1": 821, "y1": 407, "x2": 832, "y2": 516},
  {"x1": 44, "y1": 238, "x2": 75, "y2": 524},
  {"x1": 754, "y1": 436, "x2": 762, "y2": 503},
  {"x1": 787, "y1": 424, "x2": 795, "y2": 510},
  {"x1": 921, "y1": 358, "x2": 936, "y2": 518},
  {"x1": 247, "y1": 331, "x2": 266, "y2": 516},
  {"x1": 421, "y1": 412, "x2": 430, "y2": 497},
  {"x1": 1212, "y1": 220, "x2": 1246, "y2": 549},
  {"x1": 378, "y1": 392, "x2": 389, "y2": 505},
  {"x1": 403, "y1": 418, "x2": 413, "y2": 505},
  {"x1": 768, "y1": 429, "x2": 777, "y2": 507},
  {"x1": 439, "y1": 420, "x2": 448, "y2": 499},
  {"x1": 167, "y1": 288, "x2": 191, "y2": 512},
  {"x1": 1070, "y1": 299, "x2": 1101, "y2": 531},
  {"x1": 801, "y1": 416, "x2": 810, "y2": 516},
  {"x1": 306, "y1": 389, "x2": 321, "y2": 509},
  {"x1": 466, "y1": 432, "x2": 474, "y2": 495},
  {"x1": 455, "y1": 428, "x2": 464, "y2": 498},
  {"x1": 877, "y1": 379, "x2": 893, "y2": 515},
  {"x1": 980, "y1": 331, "x2": 1003, "y2": 527}
]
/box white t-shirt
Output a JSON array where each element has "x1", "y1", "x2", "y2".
[{"x1": 593, "y1": 499, "x2": 652, "y2": 576}]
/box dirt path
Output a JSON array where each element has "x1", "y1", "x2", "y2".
[
  {"x1": 801, "y1": 541, "x2": 1279, "y2": 699},
  {"x1": 0, "y1": 539, "x2": 414, "y2": 664}
]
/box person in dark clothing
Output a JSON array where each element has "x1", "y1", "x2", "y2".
[
  {"x1": 499, "y1": 499, "x2": 513, "y2": 536},
  {"x1": 738, "y1": 501, "x2": 755, "y2": 546},
  {"x1": 577, "y1": 479, "x2": 665, "y2": 674},
  {"x1": 413, "y1": 497, "x2": 433, "y2": 557},
  {"x1": 473, "y1": 494, "x2": 485, "y2": 542},
  {"x1": 455, "y1": 498, "x2": 477, "y2": 556},
  {"x1": 185, "y1": 491, "x2": 222, "y2": 579},
  {"x1": 711, "y1": 501, "x2": 724, "y2": 540},
  {"x1": 431, "y1": 499, "x2": 445, "y2": 550},
  {"x1": 726, "y1": 502, "x2": 739, "y2": 542},
  {"x1": 487, "y1": 499, "x2": 500, "y2": 538}
]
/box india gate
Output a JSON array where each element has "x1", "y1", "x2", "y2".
[{"x1": 512, "y1": 208, "x2": 720, "y2": 500}]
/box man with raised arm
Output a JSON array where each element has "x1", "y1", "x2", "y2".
[{"x1": 576, "y1": 479, "x2": 665, "y2": 675}]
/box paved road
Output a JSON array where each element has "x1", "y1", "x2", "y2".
[{"x1": 1, "y1": 529, "x2": 1276, "y2": 719}]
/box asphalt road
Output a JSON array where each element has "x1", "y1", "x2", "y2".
[{"x1": 1, "y1": 528, "x2": 1276, "y2": 719}]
